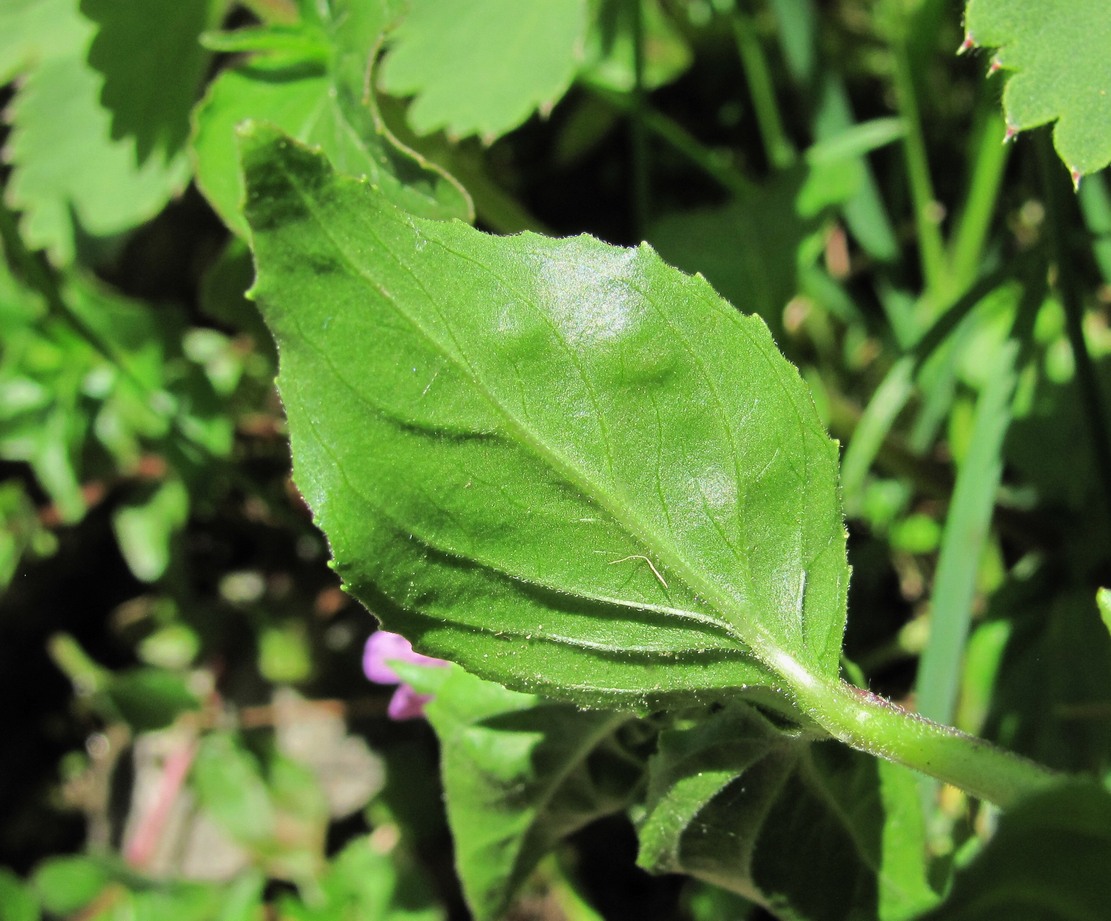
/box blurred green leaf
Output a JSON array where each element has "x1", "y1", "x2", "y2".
[
  {"x1": 581, "y1": 0, "x2": 691, "y2": 93},
  {"x1": 965, "y1": 0, "x2": 1111, "y2": 177},
  {"x1": 32, "y1": 855, "x2": 110, "y2": 915},
  {"x1": 278, "y1": 835, "x2": 443, "y2": 921},
  {"x1": 648, "y1": 162, "x2": 858, "y2": 337},
  {"x1": 137, "y1": 622, "x2": 201, "y2": 671},
  {"x1": 191, "y1": 733, "x2": 329, "y2": 882},
  {"x1": 638, "y1": 705, "x2": 938, "y2": 921},
  {"x1": 1098, "y1": 588, "x2": 1111, "y2": 639},
  {"x1": 917, "y1": 781, "x2": 1111, "y2": 920},
  {"x1": 192, "y1": 0, "x2": 470, "y2": 237},
  {"x1": 0, "y1": 868, "x2": 40, "y2": 921},
  {"x1": 79, "y1": 0, "x2": 223, "y2": 164},
  {"x1": 984, "y1": 585, "x2": 1111, "y2": 773},
  {"x1": 379, "y1": 0, "x2": 588, "y2": 141},
  {"x1": 2, "y1": 0, "x2": 189, "y2": 264},
  {"x1": 105, "y1": 667, "x2": 200, "y2": 732},
  {"x1": 419, "y1": 666, "x2": 637, "y2": 920},
  {"x1": 191, "y1": 733, "x2": 276, "y2": 847},
  {"x1": 111, "y1": 478, "x2": 189, "y2": 583},
  {"x1": 259, "y1": 620, "x2": 313, "y2": 684}
]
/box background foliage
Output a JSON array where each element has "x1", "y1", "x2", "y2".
[{"x1": 3, "y1": 0, "x2": 1111, "y2": 919}]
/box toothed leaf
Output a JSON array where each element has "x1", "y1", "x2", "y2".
[
  {"x1": 965, "y1": 0, "x2": 1111, "y2": 177},
  {"x1": 240, "y1": 125, "x2": 850, "y2": 712}
]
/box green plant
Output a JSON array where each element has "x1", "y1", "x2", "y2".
[{"x1": 3, "y1": 1, "x2": 1111, "y2": 919}]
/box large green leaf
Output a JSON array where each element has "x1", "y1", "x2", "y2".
[
  {"x1": 916, "y1": 782, "x2": 1111, "y2": 921},
  {"x1": 638, "y1": 706, "x2": 938, "y2": 921},
  {"x1": 378, "y1": 0, "x2": 588, "y2": 142},
  {"x1": 1, "y1": 0, "x2": 189, "y2": 264},
  {"x1": 964, "y1": 0, "x2": 1111, "y2": 177},
  {"x1": 242, "y1": 124, "x2": 849, "y2": 711},
  {"x1": 414, "y1": 665, "x2": 637, "y2": 920},
  {"x1": 192, "y1": 0, "x2": 470, "y2": 237}
]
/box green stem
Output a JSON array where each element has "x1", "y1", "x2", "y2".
[
  {"x1": 583, "y1": 82, "x2": 758, "y2": 200},
  {"x1": 948, "y1": 107, "x2": 1010, "y2": 289},
  {"x1": 771, "y1": 652, "x2": 1060, "y2": 809},
  {"x1": 732, "y1": 3, "x2": 795, "y2": 170},
  {"x1": 888, "y1": 21, "x2": 947, "y2": 296}
]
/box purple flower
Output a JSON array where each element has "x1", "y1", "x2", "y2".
[{"x1": 363, "y1": 630, "x2": 449, "y2": 720}]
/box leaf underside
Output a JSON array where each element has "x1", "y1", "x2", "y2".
[{"x1": 241, "y1": 125, "x2": 848, "y2": 711}]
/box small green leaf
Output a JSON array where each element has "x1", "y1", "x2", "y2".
[
  {"x1": 379, "y1": 0, "x2": 588, "y2": 141},
  {"x1": 191, "y1": 733, "x2": 277, "y2": 846},
  {"x1": 106, "y1": 667, "x2": 201, "y2": 732},
  {"x1": 32, "y1": 856, "x2": 109, "y2": 915},
  {"x1": 964, "y1": 0, "x2": 1111, "y2": 178},
  {"x1": 278, "y1": 836, "x2": 443, "y2": 921},
  {"x1": 111, "y1": 478, "x2": 190, "y2": 583},
  {"x1": 192, "y1": 0, "x2": 469, "y2": 237},
  {"x1": 1097, "y1": 588, "x2": 1111, "y2": 639},
  {"x1": 0, "y1": 868, "x2": 40, "y2": 921},
  {"x1": 637, "y1": 706, "x2": 938, "y2": 921},
  {"x1": 916, "y1": 781, "x2": 1111, "y2": 920},
  {"x1": 241, "y1": 125, "x2": 849, "y2": 711},
  {"x1": 421, "y1": 667, "x2": 636, "y2": 920},
  {"x1": 647, "y1": 165, "x2": 852, "y2": 337}
]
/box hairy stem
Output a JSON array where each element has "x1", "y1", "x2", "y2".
[{"x1": 772, "y1": 652, "x2": 1061, "y2": 809}]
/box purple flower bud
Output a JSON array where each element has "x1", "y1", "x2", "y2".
[{"x1": 363, "y1": 631, "x2": 448, "y2": 720}]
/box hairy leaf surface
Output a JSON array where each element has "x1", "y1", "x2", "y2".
[
  {"x1": 242, "y1": 125, "x2": 848, "y2": 710},
  {"x1": 412, "y1": 665, "x2": 637, "y2": 920},
  {"x1": 964, "y1": 0, "x2": 1111, "y2": 177}
]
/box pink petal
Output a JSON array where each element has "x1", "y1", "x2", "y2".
[{"x1": 387, "y1": 684, "x2": 435, "y2": 720}]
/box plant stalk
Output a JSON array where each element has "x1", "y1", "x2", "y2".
[{"x1": 769, "y1": 650, "x2": 1061, "y2": 809}]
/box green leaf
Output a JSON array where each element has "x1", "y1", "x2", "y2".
[
  {"x1": 983, "y1": 586, "x2": 1111, "y2": 773},
  {"x1": 192, "y1": 0, "x2": 470, "y2": 237},
  {"x1": 648, "y1": 162, "x2": 860, "y2": 337},
  {"x1": 191, "y1": 733, "x2": 328, "y2": 880},
  {"x1": 241, "y1": 125, "x2": 849, "y2": 711},
  {"x1": 637, "y1": 706, "x2": 938, "y2": 921},
  {"x1": 105, "y1": 667, "x2": 201, "y2": 732},
  {"x1": 0, "y1": 0, "x2": 65, "y2": 84},
  {"x1": 418, "y1": 666, "x2": 637, "y2": 920},
  {"x1": 580, "y1": 0, "x2": 691, "y2": 94},
  {"x1": 1098, "y1": 588, "x2": 1111, "y2": 639},
  {"x1": 2, "y1": 0, "x2": 189, "y2": 264},
  {"x1": 111, "y1": 478, "x2": 190, "y2": 583},
  {"x1": 79, "y1": 0, "x2": 223, "y2": 164},
  {"x1": 964, "y1": 0, "x2": 1111, "y2": 177},
  {"x1": 191, "y1": 733, "x2": 277, "y2": 846},
  {"x1": 378, "y1": 0, "x2": 588, "y2": 141},
  {"x1": 0, "y1": 868, "x2": 40, "y2": 921},
  {"x1": 32, "y1": 856, "x2": 109, "y2": 915},
  {"x1": 278, "y1": 835, "x2": 443, "y2": 921},
  {"x1": 916, "y1": 782, "x2": 1111, "y2": 921}
]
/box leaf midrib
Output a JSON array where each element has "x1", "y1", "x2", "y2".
[{"x1": 268, "y1": 154, "x2": 810, "y2": 687}]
